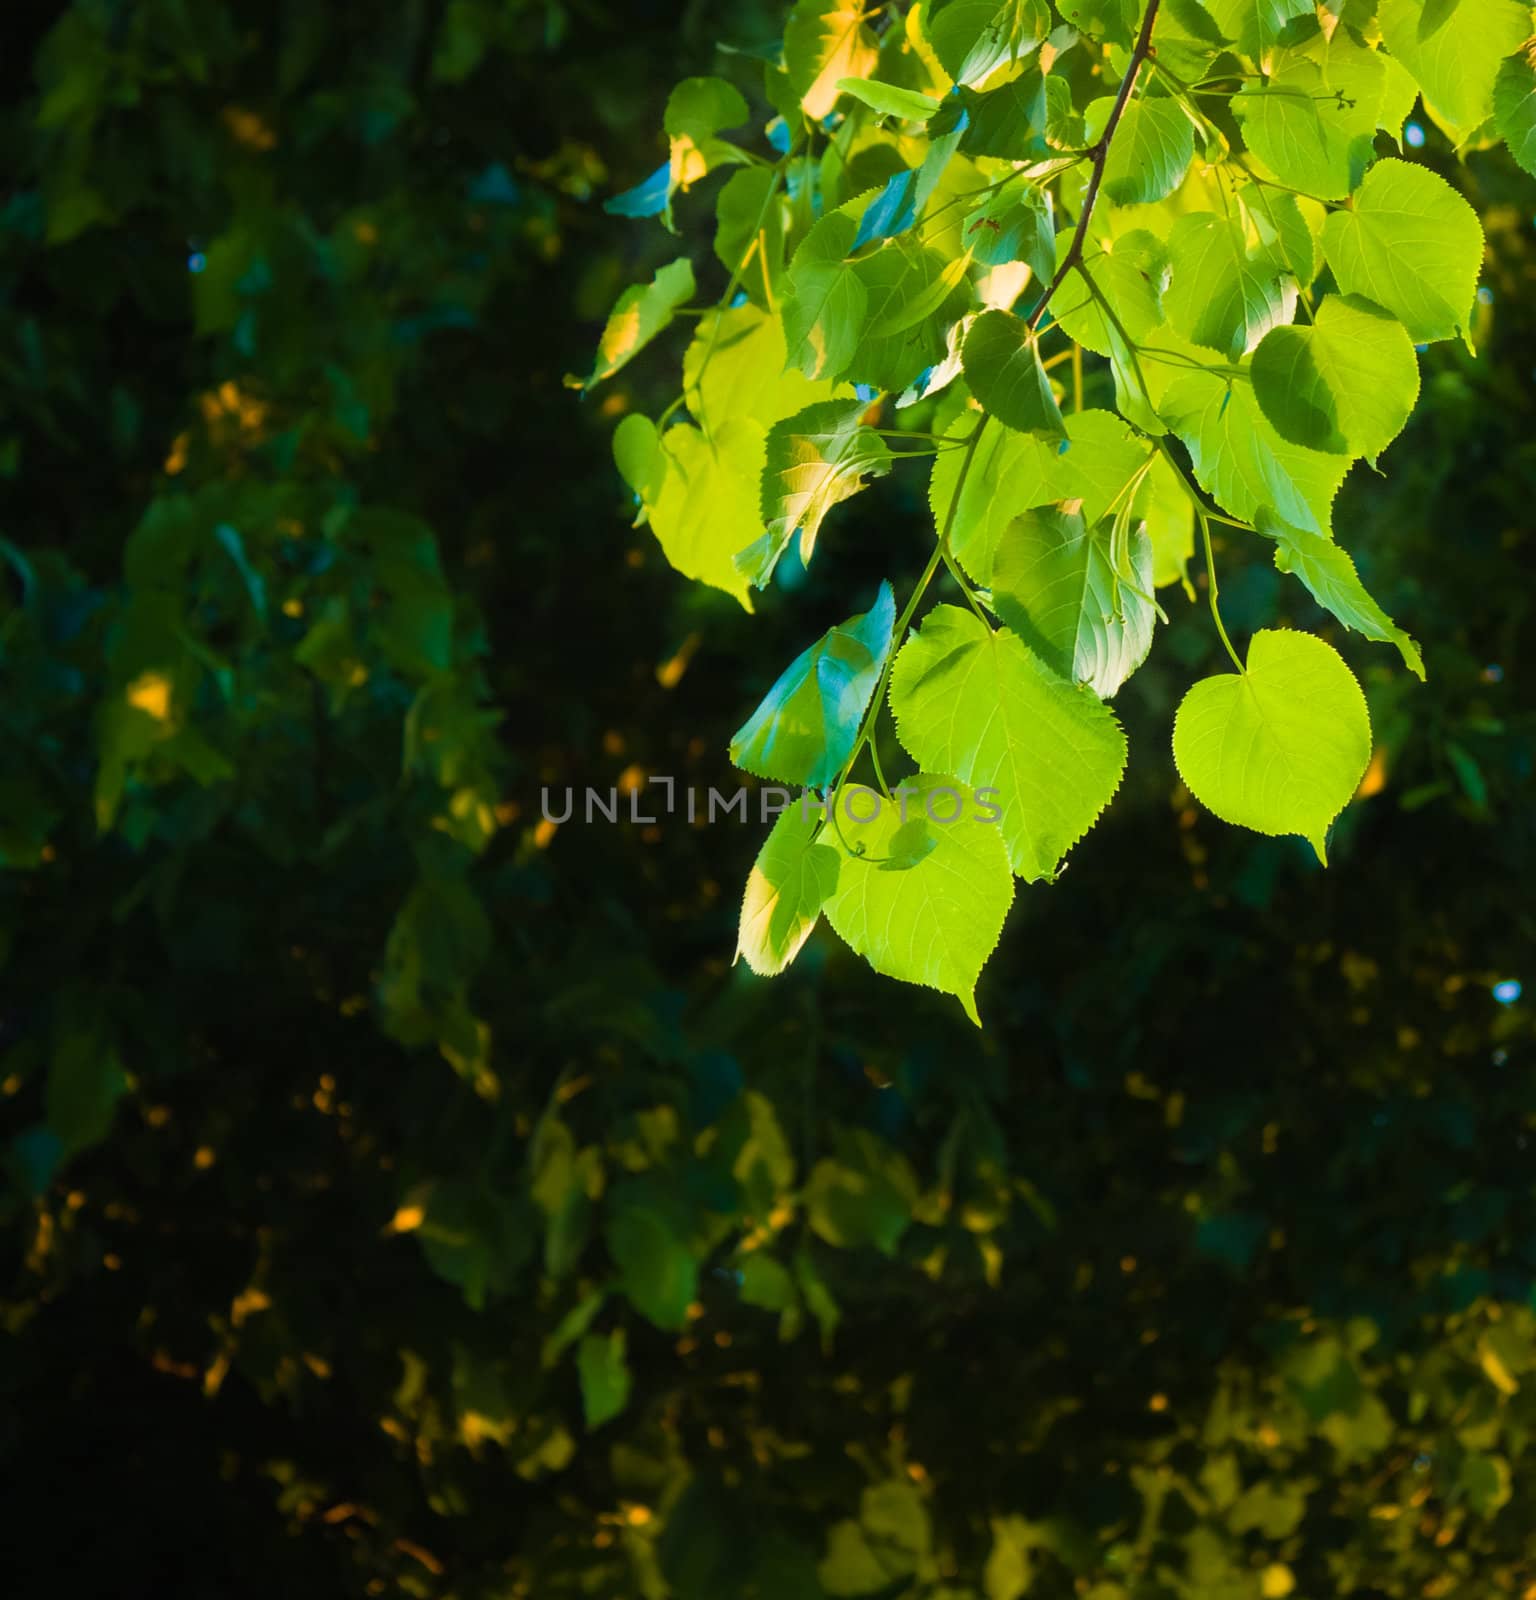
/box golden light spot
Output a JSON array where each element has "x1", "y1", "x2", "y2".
[
  {"x1": 2, "y1": 1074, "x2": 21, "y2": 1096},
  {"x1": 1260, "y1": 1563, "x2": 1296, "y2": 1598},
  {"x1": 656, "y1": 631, "x2": 701, "y2": 689},
  {"x1": 617, "y1": 763, "x2": 645, "y2": 795},
  {"x1": 495, "y1": 800, "x2": 521, "y2": 825},
  {"x1": 145, "y1": 1105, "x2": 172, "y2": 1128},
  {"x1": 626, "y1": 548, "x2": 645, "y2": 567},
  {"x1": 600, "y1": 392, "x2": 628, "y2": 418},
  {"x1": 302, "y1": 1353, "x2": 331, "y2": 1378},
  {"x1": 66, "y1": 1189, "x2": 85, "y2": 1210},
  {"x1": 533, "y1": 817, "x2": 558, "y2": 849},
  {"x1": 126, "y1": 671, "x2": 173, "y2": 722},
  {"x1": 203, "y1": 1350, "x2": 231, "y2": 1396},
  {"x1": 353, "y1": 220, "x2": 379, "y2": 246},
  {"x1": 1148, "y1": 1393, "x2": 1168, "y2": 1412},
  {"x1": 231, "y1": 1287, "x2": 271, "y2": 1325},
  {"x1": 103, "y1": 1252, "x2": 122, "y2": 1271},
  {"x1": 687, "y1": 1302, "x2": 705, "y2": 1322},
  {"x1": 1257, "y1": 1423, "x2": 1280, "y2": 1448},
  {"x1": 389, "y1": 1204, "x2": 426, "y2": 1234},
  {"x1": 339, "y1": 994, "x2": 368, "y2": 1017},
  {"x1": 194, "y1": 1146, "x2": 216, "y2": 1170},
  {"x1": 393, "y1": 1539, "x2": 444, "y2": 1576},
  {"x1": 713, "y1": 1330, "x2": 732, "y2": 1348},
  {"x1": 282, "y1": 597, "x2": 304, "y2": 618},
  {"x1": 1120, "y1": 1255, "x2": 1137, "y2": 1273},
  {"x1": 222, "y1": 106, "x2": 278, "y2": 151},
  {"x1": 164, "y1": 433, "x2": 189, "y2": 474},
  {"x1": 625, "y1": 1505, "x2": 653, "y2": 1527},
  {"x1": 1479, "y1": 1338, "x2": 1519, "y2": 1396},
  {"x1": 906, "y1": 1462, "x2": 927, "y2": 1483},
  {"x1": 1356, "y1": 745, "x2": 1389, "y2": 799},
  {"x1": 593, "y1": 1530, "x2": 615, "y2": 1549},
  {"x1": 41, "y1": 843, "x2": 57, "y2": 863},
  {"x1": 602, "y1": 729, "x2": 626, "y2": 756}
]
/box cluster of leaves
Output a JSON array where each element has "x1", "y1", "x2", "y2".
[{"x1": 590, "y1": 0, "x2": 1536, "y2": 1021}]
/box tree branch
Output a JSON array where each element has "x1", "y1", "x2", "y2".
[{"x1": 1026, "y1": 0, "x2": 1163, "y2": 333}]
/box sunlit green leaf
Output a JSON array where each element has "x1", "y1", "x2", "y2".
[
  {"x1": 1173, "y1": 628, "x2": 1371, "y2": 862},
  {"x1": 889, "y1": 604, "x2": 1128, "y2": 879}
]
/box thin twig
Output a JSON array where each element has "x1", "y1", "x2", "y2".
[{"x1": 1026, "y1": 0, "x2": 1163, "y2": 333}]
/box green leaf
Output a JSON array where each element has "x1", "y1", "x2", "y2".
[
  {"x1": 804, "y1": 1130, "x2": 919, "y2": 1252},
  {"x1": 1251, "y1": 294, "x2": 1420, "y2": 460},
  {"x1": 665, "y1": 76, "x2": 749, "y2": 143},
  {"x1": 1377, "y1": 0, "x2": 1530, "y2": 131},
  {"x1": 1172, "y1": 628, "x2": 1371, "y2": 862},
  {"x1": 823, "y1": 773, "x2": 1014, "y2": 1024},
  {"x1": 605, "y1": 1200, "x2": 699, "y2": 1330},
  {"x1": 729, "y1": 582, "x2": 896, "y2": 786},
  {"x1": 1265, "y1": 518, "x2": 1425, "y2": 677},
  {"x1": 934, "y1": 407, "x2": 1154, "y2": 583},
  {"x1": 889, "y1": 605, "x2": 1128, "y2": 879},
  {"x1": 1163, "y1": 212, "x2": 1296, "y2": 359},
  {"x1": 991, "y1": 505, "x2": 1158, "y2": 697},
  {"x1": 1241, "y1": 184, "x2": 1318, "y2": 285},
  {"x1": 737, "y1": 800, "x2": 842, "y2": 976},
  {"x1": 683, "y1": 303, "x2": 841, "y2": 436},
  {"x1": 963, "y1": 184, "x2": 1055, "y2": 281},
  {"x1": 1163, "y1": 366, "x2": 1350, "y2": 534},
  {"x1": 627, "y1": 419, "x2": 764, "y2": 610},
  {"x1": 836, "y1": 77, "x2": 941, "y2": 120},
  {"x1": 411, "y1": 1180, "x2": 535, "y2": 1308},
  {"x1": 962, "y1": 309, "x2": 1066, "y2": 438},
  {"x1": 1319, "y1": 159, "x2": 1484, "y2": 346},
  {"x1": 1234, "y1": 53, "x2": 1379, "y2": 201},
  {"x1": 1058, "y1": 0, "x2": 1140, "y2": 47},
  {"x1": 927, "y1": 0, "x2": 1053, "y2": 87},
  {"x1": 1494, "y1": 50, "x2": 1536, "y2": 180},
  {"x1": 1048, "y1": 228, "x2": 1170, "y2": 357},
  {"x1": 583, "y1": 258, "x2": 695, "y2": 389},
  {"x1": 739, "y1": 1253, "x2": 798, "y2": 1310},
  {"x1": 1458, "y1": 1452, "x2": 1514, "y2": 1516},
  {"x1": 848, "y1": 245, "x2": 970, "y2": 390},
  {"x1": 1099, "y1": 97, "x2": 1195, "y2": 206},
  {"x1": 748, "y1": 399, "x2": 893, "y2": 585},
  {"x1": 785, "y1": 0, "x2": 880, "y2": 119},
  {"x1": 961, "y1": 66, "x2": 1078, "y2": 160},
  {"x1": 713, "y1": 168, "x2": 785, "y2": 310},
  {"x1": 577, "y1": 1329, "x2": 632, "y2": 1430},
  {"x1": 1204, "y1": 0, "x2": 1313, "y2": 59},
  {"x1": 783, "y1": 208, "x2": 868, "y2": 382}
]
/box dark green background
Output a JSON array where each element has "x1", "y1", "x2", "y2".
[{"x1": 1, "y1": 2, "x2": 1533, "y2": 1596}]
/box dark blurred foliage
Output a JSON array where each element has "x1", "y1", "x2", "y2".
[{"x1": 1, "y1": 2, "x2": 1534, "y2": 1598}]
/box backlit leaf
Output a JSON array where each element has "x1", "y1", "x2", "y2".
[
  {"x1": 991, "y1": 505, "x2": 1159, "y2": 697},
  {"x1": 1251, "y1": 294, "x2": 1419, "y2": 460},
  {"x1": 962, "y1": 309, "x2": 1066, "y2": 438},
  {"x1": 737, "y1": 801, "x2": 841, "y2": 976},
  {"x1": 823, "y1": 773, "x2": 1014, "y2": 1025},
  {"x1": 583, "y1": 258, "x2": 694, "y2": 389},
  {"x1": 746, "y1": 399, "x2": 893, "y2": 585},
  {"x1": 730, "y1": 582, "x2": 896, "y2": 786},
  {"x1": 1319, "y1": 159, "x2": 1483, "y2": 346},
  {"x1": 1265, "y1": 518, "x2": 1425, "y2": 677},
  {"x1": 1173, "y1": 628, "x2": 1371, "y2": 862},
  {"x1": 889, "y1": 604, "x2": 1128, "y2": 879}
]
